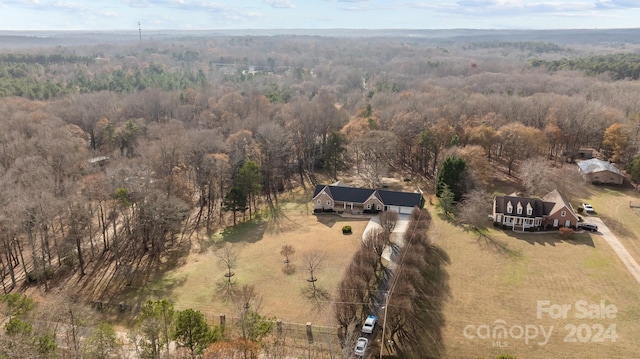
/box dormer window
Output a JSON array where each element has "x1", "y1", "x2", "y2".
[
  {"x1": 506, "y1": 201, "x2": 513, "y2": 214},
  {"x1": 516, "y1": 202, "x2": 523, "y2": 215},
  {"x1": 526, "y1": 203, "x2": 533, "y2": 216},
  {"x1": 561, "y1": 210, "x2": 566, "y2": 217}
]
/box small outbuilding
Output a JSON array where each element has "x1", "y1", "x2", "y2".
[{"x1": 577, "y1": 158, "x2": 625, "y2": 185}]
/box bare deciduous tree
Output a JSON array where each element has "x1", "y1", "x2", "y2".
[
  {"x1": 379, "y1": 211, "x2": 398, "y2": 234},
  {"x1": 520, "y1": 156, "x2": 554, "y2": 196},
  {"x1": 280, "y1": 244, "x2": 295, "y2": 275},
  {"x1": 457, "y1": 189, "x2": 492, "y2": 231},
  {"x1": 215, "y1": 244, "x2": 238, "y2": 298},
  {"x1": 302, "y1": 250, "x2": 328, "y2": 303},
  {"x1": 362, "y1": 227, "x2": 388, "y2": 258}
]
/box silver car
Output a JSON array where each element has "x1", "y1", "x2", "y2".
[{"x1": 354, "y1": 337, "x2": 368, "y2": 356}]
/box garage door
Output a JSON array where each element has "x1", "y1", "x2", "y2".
[
  {"x1": 386, "y1": 205, "x2": 400, "y2": 213},
  {"x1": 399, "y1": 206, "x2": 413, "y2": 214}
]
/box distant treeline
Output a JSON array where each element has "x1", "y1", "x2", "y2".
[
  {"x1": 531, "y1": 53, "x2": 640, "y2": 80},
  {"x1": 0, "y1": 53, "x2": 94, "y2": 65},
  {"x1": 462, "y1": 41, "x2": 568, "y2": 54},
  {"x1": 0, "y1": 61, "x2": 206, "y2": 100}
]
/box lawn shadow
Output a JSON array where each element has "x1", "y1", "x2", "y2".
[
  {"x1": 598, "y1": 214, "x2": 635, "y2": 239},
  {"x1": 565, "y1": 234, "x2": 596, "y2": 247},
  {"x1": 265, "y1": 205, "x2": 297, "y2": 233},
  {"x1": 468, "y1": 228, "x2": 522, "y2": 258},
  {"x1": 504, "y1": 230, "x2": 595, "y2": 248},
  {"x1": 214, "y1": 279, "x2": 237, "y2": 302},
  {"x1": 216, "y1": 217, "x2": 267, "y2": 244},
  {"x1": 314, "y1": 213, "x2": 370, "y2": 228},
  {"x1": 302, "y1": 286, "x2": 331, "y2": 312}
]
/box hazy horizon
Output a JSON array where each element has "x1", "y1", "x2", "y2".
[{"x1": 1, "y1": 1, "x2": 640, "y2": 32}]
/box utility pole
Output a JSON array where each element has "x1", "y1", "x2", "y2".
[{"x1": 379, "y1": 291, "x2": 390, "y2": 359}]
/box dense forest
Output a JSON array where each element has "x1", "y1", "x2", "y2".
[{"x1": 2, "y1": 29, "x2": 640, "y2": 358}]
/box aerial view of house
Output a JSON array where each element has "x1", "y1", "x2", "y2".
[
  {"x1": 312, "y1": 182, "x2": 423, "y2": 215},
  {"x1": 492, "y1": 189, "x2": 579, "y2": 231}
]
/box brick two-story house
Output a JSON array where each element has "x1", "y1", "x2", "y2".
[{"x1": 492, "y1": 189, "x2": 578, "y2": 231}]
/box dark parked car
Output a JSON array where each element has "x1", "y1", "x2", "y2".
[{"x1": 578, "y1": 223, "x2": 598, "y2": 232}]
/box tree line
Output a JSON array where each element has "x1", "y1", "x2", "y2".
[
  {"x1": 0, "y1": 293, "x2": 276, "y2": 359},
  {"x1": 334, "y1": 208, "x2": 449, "y2": 358},
  {"x1": 531, "y1": 53, "x2": 640, "y2": 80},
  {"x1": 1, "y1": 32, "x2": 640, "y2": 357}
]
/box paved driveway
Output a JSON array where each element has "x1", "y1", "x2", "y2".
[
  {"x1": 588, "y1": 217, "x2": 640, "y2": 285},
  {"x1": 362, "y1": 214, "x2": 410, "y2": 269}
]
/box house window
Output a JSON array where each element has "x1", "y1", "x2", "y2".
[
  {"x1": 366, "y1": 204, "x2": 371, "y2": 209},
  {"x1": 527, "y1": 207, "x2": 533, "y2": 215},
  {"x1": 327, "y1": 201, "x2": 331, "y2": 205},
  {"x1": 317, "y1": 200, "x2": 320, "y2": 204},
  {"x1": 516, "y1": 203, "x2": 523, "y2": 215},
  {"x1": 377, "y1": 205, "x2": 381, "y2": 210},
  {"x1": 506, "y1": 201, "x2": 513, "y2": 214},
  {"x1": 561, "y1": 211, "x2": 566, "y2": 217}
]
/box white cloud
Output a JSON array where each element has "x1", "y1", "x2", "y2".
[
  {"x1": 404, "y1": 0, "x2": 599, "y2": 16},
  {"x1": 595, "y1": 0, "x2": 640, "y2": 10},
  {"x1": 264, "y1": 0, "x2": 296, "y2": 9}
]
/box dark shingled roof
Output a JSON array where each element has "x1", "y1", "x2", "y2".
[
  {"x1": 494, "y1": 195, "x2": 548, "y2": 217},
  {"x1": 313, "y1": 185, "x2": 422, "y2": 208},
  {"x1": 378, "y1": 189, "x2": 422, "y2": 207}
]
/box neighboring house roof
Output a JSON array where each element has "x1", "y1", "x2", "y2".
[
  {"x1": 313, "y1": 184, "x2": 422, "y2": 208},
  {"x1": 88, "y1": 156, "x2": 109, "y2": 164},
  {"x1": 577, "y1": 158, "x2": 624, "y2": 176},
  {"x1": 330, "y1": 180, "x2": 349, "y2": 187}
]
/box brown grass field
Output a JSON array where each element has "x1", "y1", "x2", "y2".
[
  {"x1": 435, "y1": 183, "x2": 640, "y2": 359},
  {"x1": 133, "y1": 190, "x2": 368, "y2": 327},
  {"x1": 121, "y1": 178, "x2": 640, "y2": 358}
]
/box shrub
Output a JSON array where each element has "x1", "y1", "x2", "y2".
[
  {"x1": 342, "y1": 225, "x2": 352, "y2": 234},
  {"x1": 26, "y1": 266, "x2": 54, "y2": 283},
  {"x1": 559, "y1": 227, "x2": 574, "y2": 239}
]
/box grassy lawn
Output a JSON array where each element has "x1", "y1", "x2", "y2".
[
  {"x1": 579, "y1": 184, "x2": 640, "y2": 265},
  {"x1": 135, "y1": 192, "x2": 368, "y2": 327},
  {"x1": 122, "y1": 179, "x2": 640, "y2": 358},
  {"x1": 432, "y1": 201, "x2": 640, "y2": 358}
]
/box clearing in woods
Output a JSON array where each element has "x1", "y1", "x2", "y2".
[{"x1": 120, "y1": 190, "x2": 368, "y2": 327}]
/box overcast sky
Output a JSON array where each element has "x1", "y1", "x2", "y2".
[{"x1": 1, "y1": 0, "x2": 639, "y2": 31}]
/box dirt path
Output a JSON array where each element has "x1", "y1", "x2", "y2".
[{"x1": 589, "y1": 217, "x2": 640, "y2": 285}]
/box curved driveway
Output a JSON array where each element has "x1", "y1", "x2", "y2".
[
  {"x1": 588, "y1": 217, "x2": 640, "y2": 285},
  {"x1": 362, "y1": 215, "x2": 410, "y2": 270}
]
